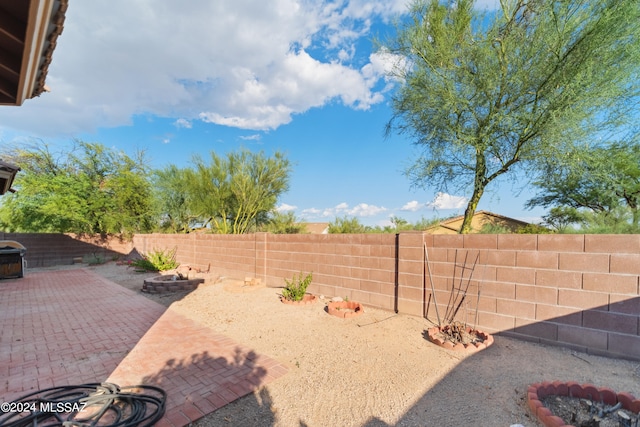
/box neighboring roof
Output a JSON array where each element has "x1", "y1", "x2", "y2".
[
  {"x1": 0, "y1": 0, "x2": 68, "y2": 106},
  {"x1": 423, "y1": 210, "x2": 531, "y2": 234},
  {"x1": 301, "y1": 222, "x2": 330, "y2": 234}
]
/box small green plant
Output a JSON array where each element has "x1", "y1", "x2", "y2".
[
  {"x1": 131, "y1": 247, "x2": 179, "y2": 272},
  {"x1": 84, "y1": 253, "x2": 105, "y2": 265},
  {"x1": 281, "y1": 272, "x2": 313, "y2": 302}
]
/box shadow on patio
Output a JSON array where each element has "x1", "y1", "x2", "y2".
[{"x1": 0, "y1": 268, "x2": 287, "y2": 427}]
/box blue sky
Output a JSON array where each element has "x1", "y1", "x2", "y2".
[{"x1": 0, "y1": 0, "x2": 546, "y2": 226}]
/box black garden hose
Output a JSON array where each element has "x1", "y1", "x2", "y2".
[{"x1": 0, "y1": 383, "x2": 166, "y2": 427}]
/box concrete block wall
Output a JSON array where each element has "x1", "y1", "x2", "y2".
[
  {"x1": 5, "y1": 231, "x2": 639, "y2": 359},
  {"x1": 421, "y1": 234, "x2": 640, "y2": 360},
  {"x1": 257, "y1": 233, "x2": 398, "y2": 311},
  {"x1": 0, "y1": 233, "x2": 133, "y2": 267}
]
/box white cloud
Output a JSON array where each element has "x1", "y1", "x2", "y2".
[
  {"x1": 0, "y1": 0, "x2": 408, "y2": 136},
  {"x1": 401, "y1": 200, "x2": 423, "y2": 212},
  {"x1": 347, "y1": 203, "x2": 387, "y2": 217},
  {"x1": 239, "y1": 134, "x2": 262, "y2": 142},
  {"x1": 301, "y1": 207, "x2": 321, "y2": 216},
  {"x1": 302, "y1": 202, "x2": 386, "y2": 218},
  {"x1": 174, "y1": 118, "x2": 192, "y2": 129},
  {"x1": 426, "y1": 192, "x2": 469, "y2": 210},
  {"x1": 276, "y1": 203, "x2": 297, "y2": 212}
]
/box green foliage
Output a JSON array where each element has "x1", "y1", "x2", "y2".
[
  {"x1": 262, "y1": 211, "x2": 307, "y2": 234},
  {"x1": 383, "y1": 0, "x2": 640, "y2": 233},
  {"x1": 84, "y1": 253, "x2": 106, "y2": 265},
  {"x1": 479, "y1": 223, "x2": 511, "y2": 234},
  {"x1": 152, "y1": 166, "x2": 199, "y2": 233},
  {"x1": 529, "y1": 140, "x2": 640, "y2": 228},
  {"x1": 187, "y1": 149, "x2": 292, "y2": 234},
  {"x1": 412, "y1": 216, "x2": 442, "y2": 231},
  {"x1": 516, "y1": 224, "x2": 553, "y2": 235},
  {"x1": 281, "y1": 272, "x2": 313, "y2": 302},
  {"x1": 328, "y1": 216, "x2": 366, "y2": 234},
  {"x1": 542, "y1": 206, "x2": 584, "y2": 233},
  {"x1": 328, "y1": 215, "x2": 444, "y2": 234},
  {"x1": 131, "y1": 247, "x2": 179, "y2": 272},
  {"x1": 575, "y1": 208, "x2": 640, "y2": 234},
  {"x1": 0, "y1": 141, "x2": 156, "y2": 235}
]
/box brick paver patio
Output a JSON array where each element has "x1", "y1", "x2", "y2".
[{"x1": 0, "y1": 269, "x2": 288, "y2": 426}]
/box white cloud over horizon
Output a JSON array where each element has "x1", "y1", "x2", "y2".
[
  {"x1": 0, "y1": 0, "x2": 409, "y2": 138},
  {"x1": 426, "y1": 192, "x2": 469, "y2": 210},
  {"x1": 401, "y1": 200, "x2": 423, "y2": 212},
  {"x1": 276, "y1": 203, "x2": 298, "y2": 212},
  {"x1": 300, "y1": 202, "x2": 387, "y2": 219}
]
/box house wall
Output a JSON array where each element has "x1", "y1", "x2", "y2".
[{"x1": 5, "y1": 231, "x2": 639, "y2": 360}]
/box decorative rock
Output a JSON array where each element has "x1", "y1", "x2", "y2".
[
  {"x1": 425, "y1": 325, "x2": 494, "y2": 353},
  {"x1": 331, "y1": 296, "x2": 343, "y2": 302},
  {"x1": 527, "y1": 382, "x2": 640, "y2": 427}
]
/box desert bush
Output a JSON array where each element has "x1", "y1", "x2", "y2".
[
  {"x1": 131, "y1": 247, "x2": 179, "y2": 272},
  {"x1": 281, "y1": 272, "x2": 313, "y2": 301}
]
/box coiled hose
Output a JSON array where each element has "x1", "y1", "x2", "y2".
[{"x1": 0, "y1": 383, "x2": 166, "y2": 427}]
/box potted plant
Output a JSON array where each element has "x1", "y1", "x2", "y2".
[{"x1": 280, "y1": 272, "x2": 316, "y2": 305}]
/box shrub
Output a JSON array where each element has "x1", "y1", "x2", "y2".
[
  {"x1": 131, "y1": 247, "x2": 179, "y2": 272},
  {"x1": 84, "y1": 253, "x2": 105, "y2": 265},
  {"x1": 281, "y1": 272, "x2": 313, "y2": 301}
]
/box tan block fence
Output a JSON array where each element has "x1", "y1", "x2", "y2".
[{"x1": 2, "y1": 232, "x2": 639, "y2": 360}]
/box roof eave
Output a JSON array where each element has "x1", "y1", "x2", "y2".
[{"x1": 15, "y1": 0, "x2": 66, "y2": 106}]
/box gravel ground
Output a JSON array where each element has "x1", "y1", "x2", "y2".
[{"x1": 34, "y1": 262, "x2": 640, "y2": 427}]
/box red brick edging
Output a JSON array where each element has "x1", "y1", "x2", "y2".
[
  {"x1": 425, "y1": 326, "x2": 494, "y2": 352},
  {"x1": 527, "y1": 381, "x2": 640, "y2": 427},
  {"x1": 280, "y1": 294, "x2": 318, "y2": 305},
  {"x1": 327, "y1": 301, "x2": 364, "y2": 318}
]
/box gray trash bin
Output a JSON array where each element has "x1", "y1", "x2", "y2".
[{"x1": 0, "y1": 240, "x2": 26, "y2": 279}]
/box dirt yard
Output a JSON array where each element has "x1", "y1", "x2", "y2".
[{"x1": 38, "y1": 262, "x2": 640, "y2": 427}]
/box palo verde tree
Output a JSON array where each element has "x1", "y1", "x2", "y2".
[
  {"x1": 186, "y1": 149, "x2": 292, "y2": 234},
  {"x1": 383, "y1": 0, "x2": 640, "y2": 233},
  {"x1": 152, "y1": 165, "x2": 199, "y2": 233},
  {"x1": 0, "y1": 140, "x2": 156, "y2": 235}
]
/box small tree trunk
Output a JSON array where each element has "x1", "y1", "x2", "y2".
[
  {"x1": 460, "y1": 151, "x2": 488, "y2": 234},
  {"x1": 459, "y1": 186, "x2": 484, "y2": 234}
]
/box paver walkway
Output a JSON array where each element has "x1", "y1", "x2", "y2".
[{"x1": 0, "y1": 269, "x2": 288, "y2": 426}]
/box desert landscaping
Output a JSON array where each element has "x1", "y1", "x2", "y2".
[{"x1": 31, "y1": 261, "x2": 639, "y2": 427}]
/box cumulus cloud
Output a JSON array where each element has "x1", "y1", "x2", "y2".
[
  {"x1": 301, "y1": 207, "x2": 321, "y2": 216},
  {"x1": 347, "y1": 203, "x2": 387, "y2": 217},
  {"x1": 0, "y1": 0, "x2": 409, "y2": 136},
  {"x1": 401, "y1": 200, "x2": 423, "y2": 212},
  {"x1": 302, "y1": 202, "x2": 387, "y2": 218},
  {"x1": 174, "y1": 118, "x2": 192, "y2": 129},
  {"x1": 276, "y1": 203, "x2": 297, "y2": 212},
  {"x1": 426, "y1": 192, "x2": 469, "y2": 210},
  {"x1": 239, "y1": 134, "x2": 262, "y2": 142}
]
